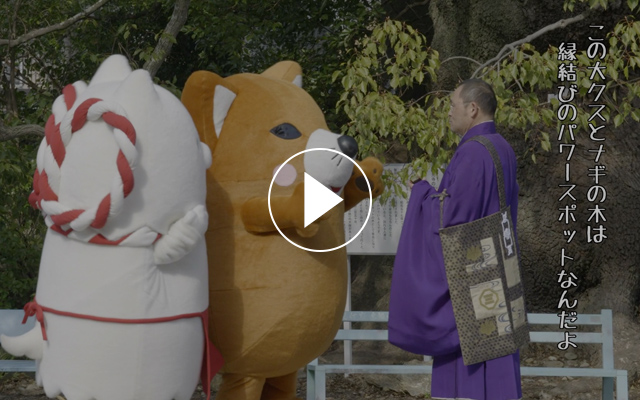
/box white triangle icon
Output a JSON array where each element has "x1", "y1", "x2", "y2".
[{"x1": 304, "y1": 172, "x2": 343, "y2": 228}]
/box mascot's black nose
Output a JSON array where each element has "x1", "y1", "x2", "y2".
[{"x1": 337, "y1": 135, "x2": 358, "y2": 158}]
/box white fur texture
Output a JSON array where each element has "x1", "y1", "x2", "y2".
[
  {"x1": 1, "y1": 55, "x2": 211, "y2": 400},
  {"x1": 154, "y1": 205, "x2": 209, "y2": 265},
  {"x1": 0, "y1": 323, "x2": 44, "y2": 360}
]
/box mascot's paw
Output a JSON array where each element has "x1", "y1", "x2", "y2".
[
  {"x1": 153, "y1": 205, "x2": 209, "y2": 265},
  {"x1": 295, "y1": 224, "x2": 319, "y2": 238},
  {"x1": 0, "y1": 324, "x2": 44, "y2": 360},
  {"x1": 289, "y1": 182, "x2": 325, "y2": 238},
  {"x1": 344, "y1": 157, "x2": 384, "y2": 211}
]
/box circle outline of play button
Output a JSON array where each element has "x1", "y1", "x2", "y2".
[{"x1": 268, "y1": 148, "x2": 372, "y2": 253}]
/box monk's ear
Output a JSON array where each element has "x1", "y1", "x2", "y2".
[
  {"x1": 469, "y1": 101, "x2": 480, "y2": 118},
  {"x1": 261, "y1": 61, "x2": 303, "y2": 88},
  {"x1": 182, "y1": 71, "x2": 238, "y2": 150}
]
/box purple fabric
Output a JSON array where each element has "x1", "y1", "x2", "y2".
[
  {"x1": 388, "y1": 121, "x2": 521, "y2": 400},
  {"x1": 431, "y1": 349, "x2": 522, "y2": 400}
]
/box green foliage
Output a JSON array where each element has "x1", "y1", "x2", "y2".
[
  {"x1": 480, "y1": 15, "x2": 640, "y2": 160},
  {"x1": 337, "y1": 8, "x2": 640, "y2": 200},
  {"x1": 0, "y1": 136, "x2": 44, "y2": 309},
  {"x1": 335, "y1": 19, "x2": 455, "y2": 203},
  {"x1": 179, "y1": 0, "x2": 383, "y2": 126},
  {"x1": 1, "y1": 0, "x2": 381, "y2": 128},
  {"x1": 564, "y1": 0, "x2": 640, "y2": 12},
  {"x1": 0, "y1": 0, "x2": 174, "y2": 308},
  {"x1": 1, "y1": 1, "x2": 638, "y2": 306},
  {"x1": 0, "y1": 0, "x2": 382, "y2": 307}
]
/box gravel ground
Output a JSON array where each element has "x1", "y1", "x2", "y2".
[
  {"x1": 1, "y1": 371, "x2": 638, "y2": 400},
  {"x1": 0, "y1": 373, "x2": 426, "y2": 400},
  {"x1": 2, "y1": 339, "x2": 638, "y2": 400}
]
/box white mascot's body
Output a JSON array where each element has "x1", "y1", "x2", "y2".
[{"x1": 0, "y1": 55, "x2": 221, "y2": 400}]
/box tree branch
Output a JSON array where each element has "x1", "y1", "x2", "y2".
[
  {"x1": 472, "y1": 12, "x2": 588, "y2": 78},
  {"x1": 143, "y1": 0, "x2": 190, "y2": 79},
  {"x1": 0, "y1": 0, "x2": 112, "y2": 48},
  {"x1": 15, "y1": 70, "x2": 42, "y2": 92},
  {"x1": 0, "y1": 124, "x2": 44, "y2": 142},
  {"x1": 441, "y1": 56, "x2": 482, "y2": 66}
]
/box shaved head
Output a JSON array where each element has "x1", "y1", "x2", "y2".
[{"x1": 457, "y1": 79, "x2": 497, "y2": 118}]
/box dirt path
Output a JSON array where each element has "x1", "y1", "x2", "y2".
[{"x1": 1, "y1": 372, "x2": 638, "y2": 400}]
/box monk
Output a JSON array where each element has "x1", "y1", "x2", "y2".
[{"x1": 388, "y1": 79, "x2": 522, "y2": 400}]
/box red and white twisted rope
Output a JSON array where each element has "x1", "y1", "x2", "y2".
[{"x1": 29, "y1": 83, "x2": 161, "y2": 246}]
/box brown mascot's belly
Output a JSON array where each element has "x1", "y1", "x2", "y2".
[{"x1": 207, "y1": 186, "x2": 347, "y2": 377}]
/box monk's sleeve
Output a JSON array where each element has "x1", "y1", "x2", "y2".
[
  {"x1": 442, "y1": 142, "x2": 500, "y2": 226},
  {"x1": 389, "y1": 142, "x2": 497, "y2": 356}
]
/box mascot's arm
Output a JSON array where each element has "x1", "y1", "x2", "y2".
[
  {"x1": 241, "y1": 182, "x2": 323, "y2": 237},
  {"x1": 344, "y1": 157, "x2": 385, "y2": 212}
]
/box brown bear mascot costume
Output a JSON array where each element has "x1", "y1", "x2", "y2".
[{"x1": 181, "y1": 61, "x2": 383, "y2": 400}]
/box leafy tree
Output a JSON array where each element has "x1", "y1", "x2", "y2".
[
  {"x1": 0, "y1": 136, "x2": 42, "y2": 308},
  {"x1": 337, "y1": 0, "x2": 640, "y2": 326},
  {"x1": 335, "y1": 1, "x2": 640, "y2": 202},
  {"x1": 177, "y1": 0, "x2": 383, "y2": 125},
  {"x1": 0, "y1": 0, "x2": 185, "y2": 308},
  {"x1": 2, "y1": 0, "x2": 638, "y2": 321},
  {"x1": 0, "y1": 0, "x2": 381, "y2": 308}
]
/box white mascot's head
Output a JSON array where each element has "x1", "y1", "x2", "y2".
[{"x1": 29, "y1": 54, "x2": 212, "y2": 264}]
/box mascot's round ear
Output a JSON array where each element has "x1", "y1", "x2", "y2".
[{"x1": 261, "y1": 61, "x2": 303, "y2": 88}]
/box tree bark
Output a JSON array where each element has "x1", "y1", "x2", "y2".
[
  {"x1": 383, "y1": 0, "x2": 433, "y2": 44},
  {"x1": 143, "y1": 0, "x2": 191, "y2": 79},
  {"x1": 427, "y1": 0, "x2": 534, "y2": 88},
  {"x1": 472, "y1": 12, "x2": 588, "y2": 77},
  {"x1": 508, "y1": 121, "x2": 640, "y2": 317}
]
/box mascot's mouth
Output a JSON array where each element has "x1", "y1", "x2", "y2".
[{"x1": 331, "y1": 186, "x2": 342, "y2": 193}]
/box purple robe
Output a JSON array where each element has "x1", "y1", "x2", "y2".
[{"x1": 388, "y1": 121, "x2": 522, "y2": 400}]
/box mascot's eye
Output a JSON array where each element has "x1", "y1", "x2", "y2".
[{"x1": 270, "y1": 123, "x2": 301, "y2": 140}]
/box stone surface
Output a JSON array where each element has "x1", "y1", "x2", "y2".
[
  {"x1": 362, "y1": 360, "x2": 432, "y2": 397},
  {"x1": 542, "y1": 360, "x2": 564, "y2": 368}
]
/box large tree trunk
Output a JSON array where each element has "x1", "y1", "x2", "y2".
[
  {"x1": 428, "y1": 0, "x2": 530, "y2": 87},
  {"x1": 386, "y1": 0, "x2": 574, "y2": 87},
  {"x1": 373, "y1": 0, "x2": 640, "y2": 319},
  {"x1": 509, "y1": 122, "x2": 640, "y2": 317}
]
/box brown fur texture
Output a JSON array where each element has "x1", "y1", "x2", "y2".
[{"x1": 182, "y1": 61, "x2": 383, "y2": 400}]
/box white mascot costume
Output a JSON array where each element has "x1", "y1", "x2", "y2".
[{"x1": 0, "y1": 55, "x2": 223, "y2": 400}]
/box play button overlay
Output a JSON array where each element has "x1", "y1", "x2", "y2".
[
  {"x1": 304, "y1": 173, "x2": 343, "y2": 228},
  {"x1": 268, "y1": 148, "x2": 372, "y2": 253}
]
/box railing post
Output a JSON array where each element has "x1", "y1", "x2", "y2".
[
  {"x1": 344, "y1": 255, "x2": 353, "y2": 370},
  {"x1": 601, "y1": 309, "x2": 614, "y2": 400}
]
